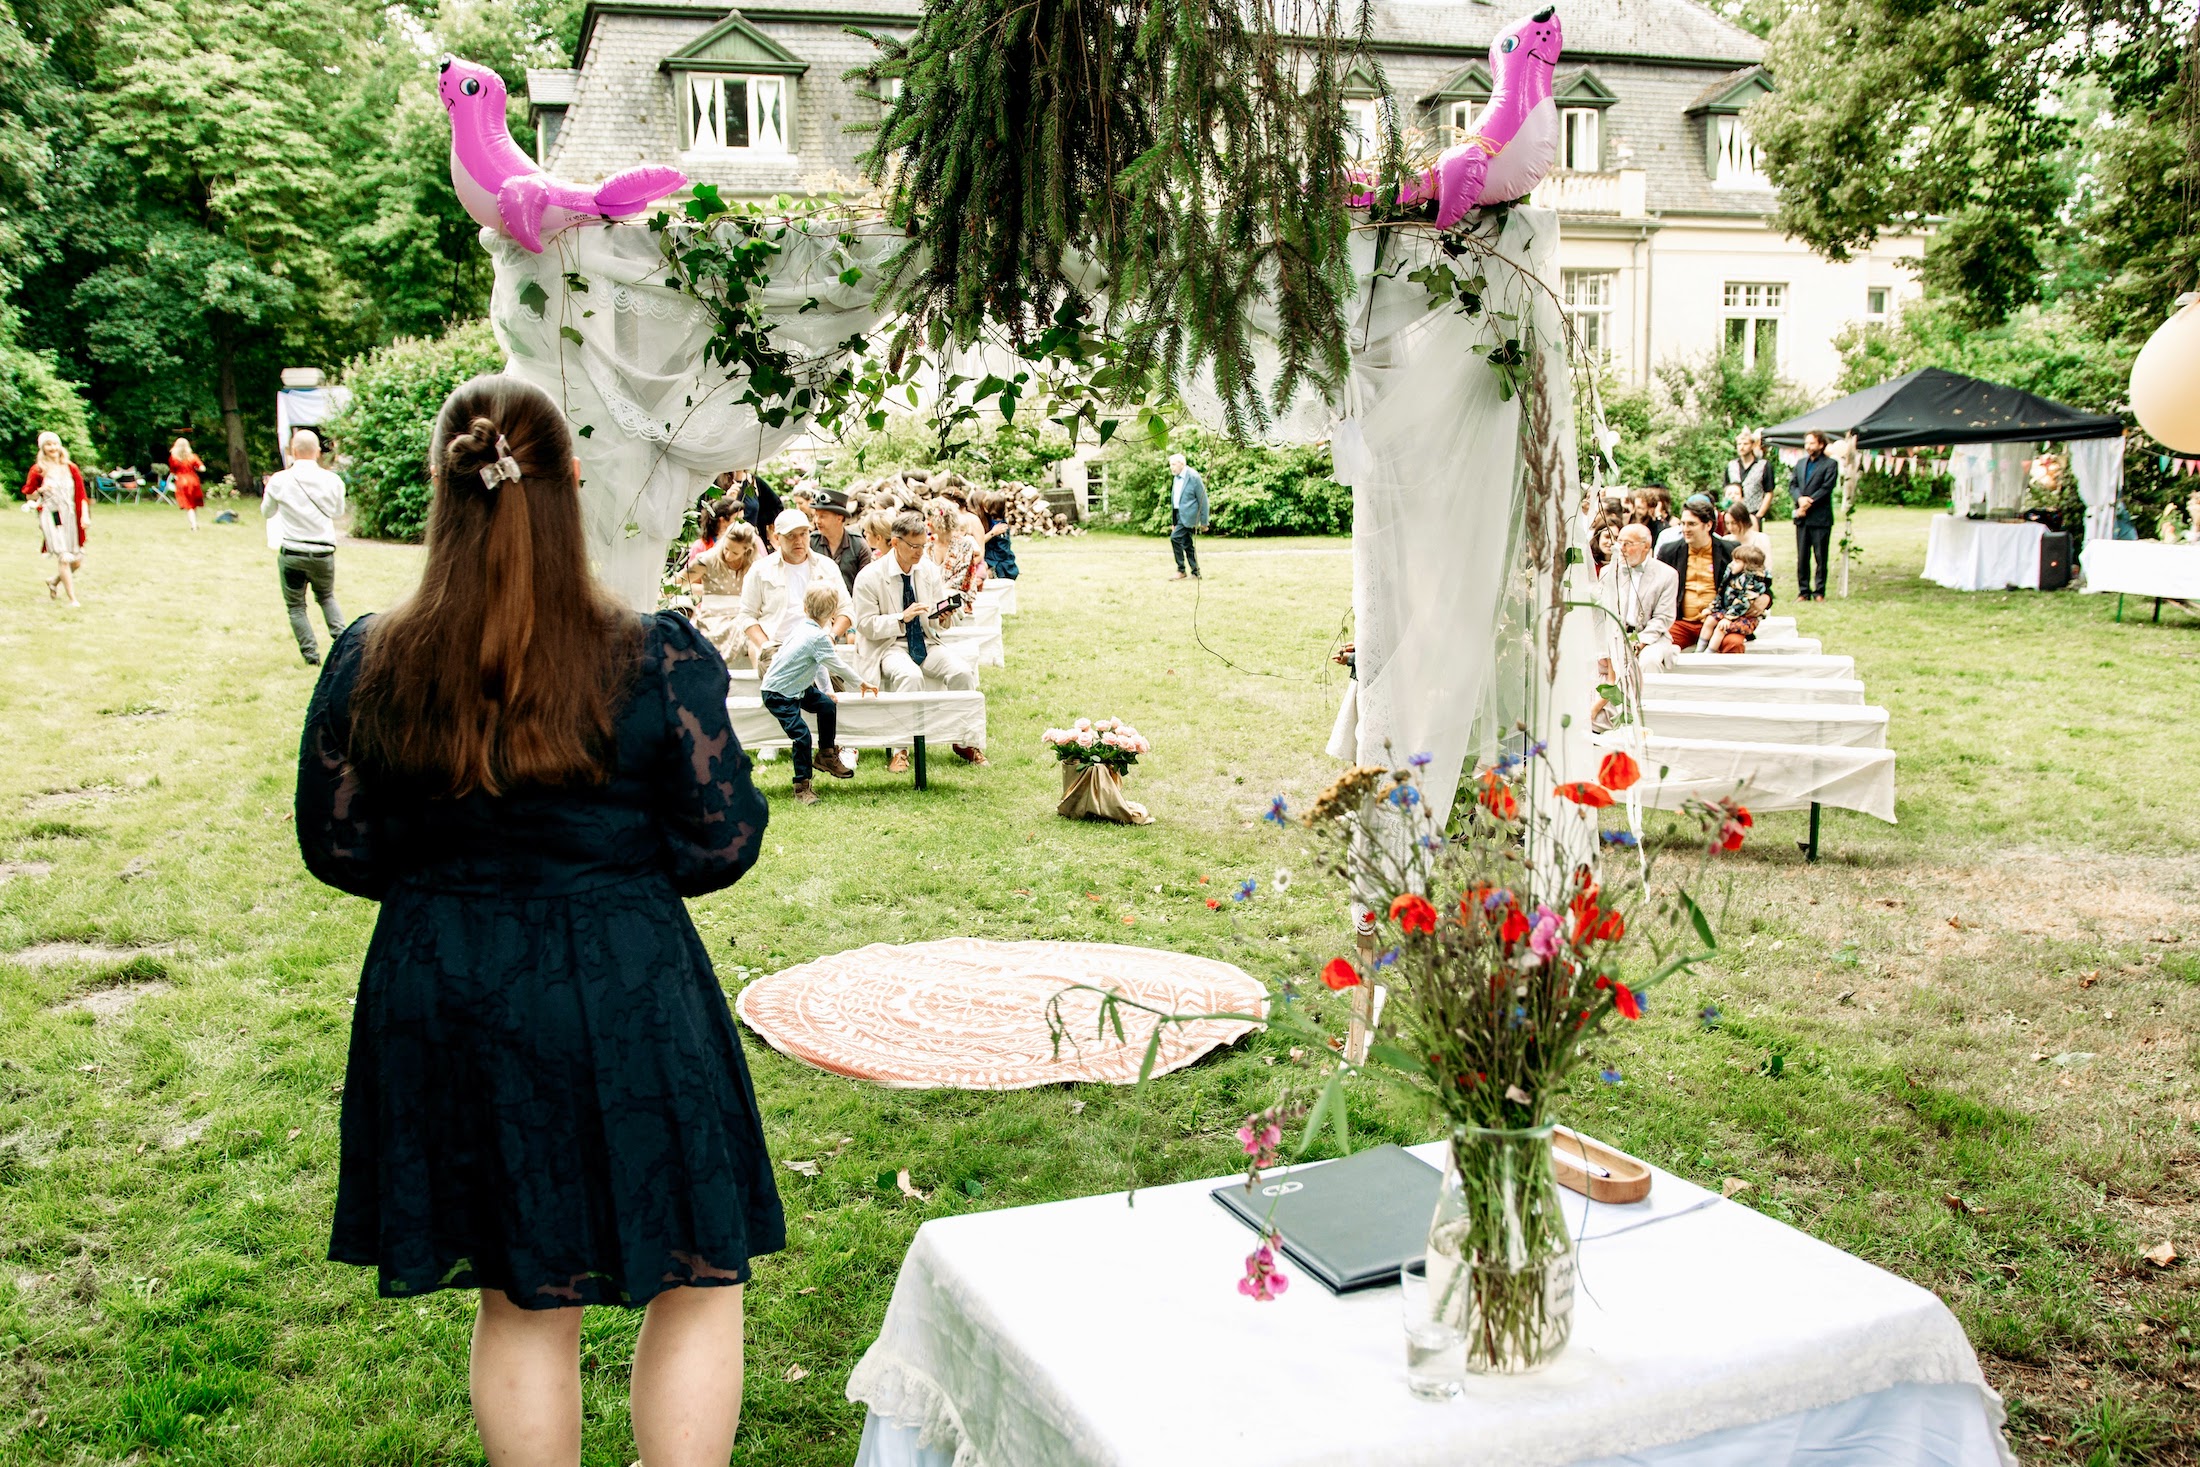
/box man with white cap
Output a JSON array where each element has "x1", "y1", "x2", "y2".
[{"x1": 736, "y1": 507, "x2": 852, "y2": 678}]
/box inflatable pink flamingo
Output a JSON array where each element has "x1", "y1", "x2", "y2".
[
  {"x1": 1393, "y1": 8, "x2": 1564, "y2": 228},
  {"x1": 439, "y1": 56, "x2": 688, "y2": 253}
]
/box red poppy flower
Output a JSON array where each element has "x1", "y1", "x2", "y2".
[
  {"x1": 1205, "y1": 897, "x2": 1221, "y2": 909},
  {"x1": 1588, "y1": 910, "x2": 1625, "y2": 943},
  {"x1": 1597, "y1": 751, "x2": 1642, "y2": 793},
  {"x1": 1478, "y1": 771, "x2": 1518, "y2": 821},
  {"x1": 1555, "y1": 781, "x2": 1615, "y2": 808},
  {"x1": 1612, "y1": 982, "x2": 1642, "y2": 1020},
  {"x1": 1320, "y1": 957, "x2": 1361, "y2": 991},
  {"x1": 1389, "y1": 893, "x2": 1438, "y2": 934},
  {"x1": 1500, "y1": 908, "x2": 1531, "y2": 945}
]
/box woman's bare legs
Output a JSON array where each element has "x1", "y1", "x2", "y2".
[
  {"x1": 471, "y1": 1290, "x2": 583, "y2": 1466},
  {"x1": 631, "y1": 1283, "x2": 746, "y2": 1466},
  {"x1": 53, "y1": 557, "x2": 79, "y2": 607},
  {"x1": 186, "y1": 507, "x2": 198, "y2": 530}
]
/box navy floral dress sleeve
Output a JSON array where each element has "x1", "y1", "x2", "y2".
[{"x1": 300, "y1": 612, "x2": 783, "y2": 1309}]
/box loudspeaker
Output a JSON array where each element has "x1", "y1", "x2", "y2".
[{"x1": 2038, "y1": 531, "x2": 2072, "y2": 591}]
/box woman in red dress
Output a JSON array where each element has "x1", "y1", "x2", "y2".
[
  {"x1": 170, "y1": 437, "x2": 206, "y2": 530},
  {"x1": 20, "y1": 431, "x2": 88, "y2": 605}
]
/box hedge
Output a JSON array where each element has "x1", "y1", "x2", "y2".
[
  {"x1": 332, "y1": 319, "x2": 506, "y2": 541},
  {"x1": 1099, "y1": 428, "x2": 1346, "y2": 535}
]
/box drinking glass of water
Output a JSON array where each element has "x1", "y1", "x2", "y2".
[{"x1": 1400, "y1": 1257, "x2": 1465, "y2": 1401}]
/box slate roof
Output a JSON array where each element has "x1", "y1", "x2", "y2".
[{"x1": 551, "y1": 0, "x2": 1772, "y2": 214}]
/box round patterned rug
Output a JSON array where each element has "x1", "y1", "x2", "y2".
[{"x1": 734, "y1": 938, "x2": 1268, "y2": 1090}]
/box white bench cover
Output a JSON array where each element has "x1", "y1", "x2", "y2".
[
  {"x1": 1643, "y1": 700, "x2": 1890, "y2": 750},
  {"x1": 1643, "y1": 675, "x2": 1866, "y2": 707}
]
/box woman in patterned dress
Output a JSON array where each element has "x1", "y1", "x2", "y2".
[
  {"x1": 683, "y1": 501, "x2": 762, "y2": 661},
  {"x1": 19, "y1": 432, "x2": 87, "y2": 606},
  {"x1": 169, "y1": 437, "x2": 206, "y2": 530}
]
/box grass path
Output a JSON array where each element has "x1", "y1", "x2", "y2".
[{"x1": 0, "y1": 504, "x2": 2195, "y2": 1464}]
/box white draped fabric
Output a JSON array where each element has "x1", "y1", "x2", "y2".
[
  {"x1": 1596, "y1": 733, "x2": 1897, "y2": 823},
  {"x1": 486, "y1": 221, "x2": 906, "y2": 609},
  {"x1": 1923, "y1": 515, "x2": 2045, "y2": 592},
  {"x1": 728, "y1": 690, "x2": 987, "y2": 753},
  {"x1": 2067, "y1": 437, "x2": 2126, "y2": 548},
  {"x1": 1642, "y1": 700, "x2": 1889, "y2": 749}
]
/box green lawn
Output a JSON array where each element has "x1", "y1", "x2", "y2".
[{"x1": 1, "y1": 504, "x2": 2195, "y2": 1465}]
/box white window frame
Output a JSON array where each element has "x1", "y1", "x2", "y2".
[
  {"x1": 1712, "y1": 114, "x2": 1769, "y2": 189},
  {"x1": 1721, "y1": 281, "x2": 1785, "y2": 370},
  {"x1": 682, "y1": 72, "x2": 793, "y2": 155},
  {"x1": 1866, "y1": 286, "x2": 1891, "y2": 321},
  {"x1": 1560, "y1": 107, "x2": 1600, "y2": 172},
  {"x1": 1344, "y1": 97, "x2": 1387, "y2": 160},
  {"x1": 1562, "y1": 269, "x2": 1616, "y2": 362}
]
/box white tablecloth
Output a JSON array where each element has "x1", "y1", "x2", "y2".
[
  {"x1": 1923, "y1": 516, "x2": 2045, "y2": 592},
  {"x1": 729, "y1": 691, "x2": 986, "y2": 752},
  {"x1": 1670, "y1": 653, "x2": 1855, "y2": 680},
  {"x1": 847, "y1": 1143, "x2": 2002, "y2": 1467},
  {"x1": 1643, "y1": 700, "x2": 1888, "y2": 749},
  {"x1": 1731, "y1": 635, "x2": 1822, "y2": 656},
  {"x1": 2078, "y1": 540, "x2": 2200, "y2": 600},
  {"x1": 1643, "y1": 675, "x2": 1866, "y2": 707},
  {"x1": 1599, "y1": 733, "x2": 1897, "y2": 822}
]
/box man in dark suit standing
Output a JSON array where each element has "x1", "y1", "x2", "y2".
[{"x1": 1789, "y1": 430, "x2": 1838, "y2": 601}]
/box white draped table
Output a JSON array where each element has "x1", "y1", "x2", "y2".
[
  {"x1": 2078, "y1": 540, "x2": 2200, "y2": 608},
  {"x1": 847, "y1": 1143, "x2": 2005, "y2": 1467},
  {"x1": 1922, "y1": 516, "x2": 2046, "y2": 592}
]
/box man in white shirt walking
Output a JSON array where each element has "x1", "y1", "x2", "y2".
[{"x1": 262, "y1": 430, "x2": 348, "y2": 665}]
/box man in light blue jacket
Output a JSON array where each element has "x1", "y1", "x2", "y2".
[{"x1": 1168, "y1": 452, "x2": 1208, "y2": 579}]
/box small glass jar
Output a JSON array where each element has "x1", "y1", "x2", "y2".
[{"x1": 1423, "y1": 1121, "x2": 1578, "y2": 1375}]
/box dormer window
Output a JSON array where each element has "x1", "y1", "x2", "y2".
[
  {"x1": 664, "y1": 11, "x2": 808, "y2": 158},
  {"x1": 1712, "y1": 115, "x2": 1769, "y2": 189},
  {"x1": 1560, "y1": 108, "x2": 1599, "y2": 171}
]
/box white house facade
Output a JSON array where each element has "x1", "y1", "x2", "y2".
[{"x1": 535, "y1": 0, "x2": 1921, "y2": 395}]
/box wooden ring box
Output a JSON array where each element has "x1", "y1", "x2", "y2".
[{"x1": 1551, "y1": 1126, "x2": 1653, "y2": 1204}]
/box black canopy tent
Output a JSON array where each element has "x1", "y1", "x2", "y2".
[{"x1": 1761, "y1": 367, "x2": 2123, "y2": 449}]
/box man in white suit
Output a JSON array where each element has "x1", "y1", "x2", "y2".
[
  {"x1": 852, "y1": 510, "x2": 987, "y2": 766},
  {"x1": 1600, "y1": 522, "x2": 1681, "y2": 681}
]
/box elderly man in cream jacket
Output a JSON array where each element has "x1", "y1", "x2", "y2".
[
  {"x1": 852, "y1": 509, "x2": 987, "y2": 766},
  {"x1": 1600, "y1": 521, "x2": 1681, "y2": 680},
  {"x1": 737, "y1": 507, "x2": 852, "y2": 677}
]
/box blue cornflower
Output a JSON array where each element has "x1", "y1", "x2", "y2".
[
  {"x1": 1374, "y1": 946, "x2": 1401, "y2": 969},
  {"x1": 1509, "y1": 1004, "x2": 1527, "y2": 1029},
  {"x1": 1408, "y1": 751, "x2": 1434, "y2": 769},
  {"x1": 1495, "y1": 753, "x2": 1523, "y2": 775},
  {"x1": 1263, "y1": 796, "x2": 1289, "y2": 825},
  {"x1": 1418, "y1": 835, "x2": 1444, "y2": 851},
  {"x1": 1388, "y1": 785, "x2": 1421, "y2": 808},
  {"x1": 1601, "y1": 830, "x2": 1641, "y2": 848},
  {"x1": 1699, "y1": 1005, "x2": 1722, "y2": 1029},
  {"x1": 1233, "y1": 878, "x2": 1257, "y2": 902},
  {"x1": 1599, "y1": 1067, "x2": 1624, "y2": 1086},
  {"x1": 1483, "y1": 889, "x2": 1514, "y2": 913},
  {"x1": 1525, "y1": 740, "x2": 1549, "y2": 760}
]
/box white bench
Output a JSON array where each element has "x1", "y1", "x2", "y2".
[
  {"x1": 976, "y1": 582, "x2": 1018, "y2": 616},
  {"x1": 1734, "y1": 634, "x2": 1824, "y2": 655},
  {"x1": 1643, "y1": 674, "x2": 1866, "y2": 707},
  {"x1": 1672, "y1": 652, "x2": 1856, "y2": 679},
  {"x1": 730, "y1": 690, "x2": 986, "y2": 790},
  {"x1": 1643, "y1": 700, "x2": 1889, "y2": 750},
  {"x1": 1596, "y1": 732, "x2": 1896, "y2": 824}
]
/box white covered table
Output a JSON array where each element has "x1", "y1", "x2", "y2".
[
  {"x1": 1598, "y1": 733, "x2": 1897, "y2": 823},
  {"x1": 848, "y1": 1142, "x2": 2003, "y2": 1467},
  {"x1": 1643, "y1": 700, "x2": 1889, "y2": 749},
  {"x1": 1923, "y1": 515, "x2": 2046, "y2": 592},
  {"x1": 1643, "y1": 674, "x2": 1866, "y2": 707},
  {"x1": 729, "y1": 691, "x2": 985, "y2": 788},
  {"x1": 2078, "y1": 540, "x2": 2200, "y2": 615}
]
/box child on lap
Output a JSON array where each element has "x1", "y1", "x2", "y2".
[
  {"x1": 1700, "y1": 542, "x2": 1772, "y2": 654},
  {"x1": 759, "y1": 584, "x2": 861, "y2": 804}
]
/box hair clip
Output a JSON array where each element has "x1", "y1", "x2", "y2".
[{"x1": 479, "y1": 434, "x2": 523, "y2": 490}]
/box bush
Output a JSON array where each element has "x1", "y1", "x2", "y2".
[
  {"x1": 809, "y1": 419, "x2": 1077, "y2": 492},
  {"x1": 333, "y1": 319, "x2": 506, "y2": 541},
  {"x1": 1099, "y1": 427, "x2": 1345, "y2": 536},
  {"x1": 0, "y1": 345, "x2": 96, "y2": 477}
]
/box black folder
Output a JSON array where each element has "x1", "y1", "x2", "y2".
[{"x1": 1209, "y1": 1144, "x2": 1441, "y2": 1294}]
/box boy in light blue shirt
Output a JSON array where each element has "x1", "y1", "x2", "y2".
[{"x1": 759, "y1": 583, "x2": 860, "y2": 804}]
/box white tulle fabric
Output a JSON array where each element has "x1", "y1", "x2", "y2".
[{"x1": 485, "y1": 221, "x2": 906, "y2": 608}]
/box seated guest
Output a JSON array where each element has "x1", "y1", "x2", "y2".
[
  {"x1": 978, "y1": 490, "x2": 1020, "y2": 580},
  {"x1": 858, "y1": 511, "x2": 895, "y2": 563},
  {"x1": 1726, "y1": 503, "x2": 1773, "y2": 575},
  {"x1": 1592, "y1": 523, "x2": 1679, "y2": 730},
  {"x1": 783, "y1": 485, "x2": 816, "y2": 525},
  {"x1": 759, "y1": 583, "x2": 860, "y2": 805},
  {"x1": 722, "y1": 467, "x2": 782, "y2": 539},
  {"x1": 1651, "y1": 489, "x2": 1686, "y2": 552},
  {"x1": 809, "y1": 488, "x2": 870, "y2": 589},
  {"x1": 684, "y1": 510, "x2": 761, "y2": 659},
  {"x1": 924, "y1": 500, "x2": 957, "y2": 575},
  {"x1": 1655, "y1": 499, "x2": 1771, "y2": 654},
  {"x1": 852, "y1": 509, "x2": 986, "y2": 768},
  {"x1": 1589, "y1": 505, "x2": 1626, "y2": 575},
  {"x1": 736, "y1": 508, "x2": 852, "y2": 680},
  {"x1": 1699, "y1": 542, "x2": 1773, "y2": 655},
  {"x1": 951, "y1": 512, "x2": 988, "y2": 594}
]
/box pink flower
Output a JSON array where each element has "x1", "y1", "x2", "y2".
[
  {"x1": 1528, "y1": 905, "x2": 1562, "y2": 960},
  {"x1": 1237, "y1": 1117, "x2": 1283, "y2": 1169},
  {"x1": 1239, "y1": 1233, "x2": 1290, "y2": 1301},
  {"x1": 1075, "y1": 730, "x2": 1095, "y2": 748}
]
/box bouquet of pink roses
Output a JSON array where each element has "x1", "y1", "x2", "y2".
[{"x1": 1041, "y1": 717, "x2": 1150, "y2": 774}]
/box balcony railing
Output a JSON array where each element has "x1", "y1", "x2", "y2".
[{"x1": 1528, "y1": 169, "x2": 1648, "y2": 219}]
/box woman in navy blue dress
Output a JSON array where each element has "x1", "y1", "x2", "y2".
[{"x1": 297, "y1": 375, "x2": 777, "y2": 1465}]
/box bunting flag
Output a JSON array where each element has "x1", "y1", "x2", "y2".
[{"x1": 2154, "y1": 455, "x2": 2200, "y2": 476}]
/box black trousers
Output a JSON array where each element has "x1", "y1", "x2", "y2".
[
  {"x1": 1170, "y1": 523, "x2": 1201, "y2": 576},
  {"x1": 1795, "y1": 521, "x2": 1832, "y2": 598},
  {"x1": 760, "y1": 687, "x2": 834, "y2": 782}
]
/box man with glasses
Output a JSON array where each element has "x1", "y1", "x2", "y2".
[
  {"x1": 1655, "y1": 496, "x2": 1771, "y2": 653},
  {"x1": 852, "y1": 510, "x2": 987, "y2": 767}
]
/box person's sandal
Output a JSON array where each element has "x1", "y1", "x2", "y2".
[
  {"x1": 792, "y1": 779, "x2": 819, "y2": 806},
  {"x1": 888, "y1": 749, "x2": 909, "y2": 774},
  {"x1": 952, "y1": 744, "x2": 989, "y2": 766},
  {"x1": 816, "y1": 748, "x2": 855, "y2": 780}
]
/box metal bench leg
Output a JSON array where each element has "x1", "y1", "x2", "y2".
[
  {"x1": 2154, "y1": 597, "x2": 2162, "y2": 624},
  {"x1": 913, "y1": 736, "x2": 928, "y2": 790},
  {"x1": 1804, "y1": 802, "x2": 1821, "y2": 863},
  {"x1": 2115, "y1": 593, "x2": 2124, "y2": 623}
]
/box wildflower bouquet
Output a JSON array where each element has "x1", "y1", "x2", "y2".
[
  {"x1": 1042, "y1": 717, "x2": 1150, "y2": 774},
  {"x1": 1286, "y1": 742, "x2": 1744, "y2": 1370}
]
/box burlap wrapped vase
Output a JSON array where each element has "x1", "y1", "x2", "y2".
[{"x1": 1058, "y1": 761, "x2": 1152, "y2": 825}]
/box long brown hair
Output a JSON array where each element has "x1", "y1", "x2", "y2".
[{"x1": 350, "y1": 375, "x2": 638, "y2": 797}]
